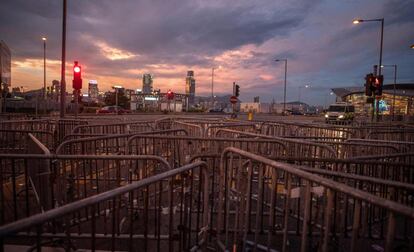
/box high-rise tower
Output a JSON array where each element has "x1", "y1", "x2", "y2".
[
  {"x1": 185, "y1": 71, "x2": 195, "y2": 105},
  {"x1": 142, "y1": 74, "x2": 153, "y2": 94}
]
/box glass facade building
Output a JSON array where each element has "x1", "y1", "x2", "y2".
[{"x1": 332, "y1": 84, "x2": 414, "y2": 116}]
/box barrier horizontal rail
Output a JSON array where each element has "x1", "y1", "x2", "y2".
[
  {"x1": 0, "y1": 130, "x2": 55, "y2": 153},
  {"x1": 0, "y1": 161, "x2": 209, "y2": 252},
  {"x1": 215, "y1": 128, "x2": 337, "y2": 159},
  {"x1": 346, "y1": 138, "x2": 414, "y2": 153},
  {"x1": 0, "y1": 153, "x2": 171, "y2": 225},
  {"x1": 126, "y1": 135, "x2": 287, "y2": 168},
  {"x1": 56, "y1": 129, "x2": 189, "y2": 155},
  {"x1": 215, "y1": 147, "x2": 414, "y2": 252},
  {"x1": 72, "y1": 121, "x2": 155, "y2": 135}
]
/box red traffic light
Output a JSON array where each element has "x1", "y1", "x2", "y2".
[
  {"x1": 166, "y1": 90, "x2": 174, "y2": 100},
  {"x1": 74, "y1": 66, "x2": 81, "y2": 73},
  {"x1": 72, "y1": 61, "x2": 82, "y2": 90}
]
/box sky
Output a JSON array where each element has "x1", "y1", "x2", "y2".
[{"x1": 1, "y1": 0, "x2": 413, "y2": 105}]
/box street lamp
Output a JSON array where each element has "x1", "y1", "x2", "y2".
[
  {"x1": 298, "y1": 84, "x2": 310, "y2": 111},
  {"x1": 353, "y1": 18, "x2": 384, "y2": 122},
  {"x1": 275, "y1": 59, "x2": 288, "y2": 115},
  {"x1": 324, "y1": 92, "x2": 334, "y2": 109},
  {"x1": 42, "y1": 37, "x2": 47, "y2": 115},
  {"x1": 381, "y1": 64, "x2": 397, "y2": 120},
  {"x1": 211, "y1": 66, "x2": 221, "y2": 106},
  {"x1": 42, "y1": 37, "x2": 47, "y2": 100}
]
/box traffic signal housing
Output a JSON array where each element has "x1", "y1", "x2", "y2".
[
  {"x1": 235, "y1": 84, "x2": 240, "y2": 97},
  {"x1": 365, "y1": 73, "x2": 374, "y2": 96},
  {"x1": 167, "y1": 90, "x2": 174, "y2": 100},
  {"x1": 374, "y1": 75, "x2": 383, "y2": 96},
  {"x1": 72, "y1": 61, "x2": 82, "y2": 90}
]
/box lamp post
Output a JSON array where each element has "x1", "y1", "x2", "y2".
[
  {"x1": 298, "y1": 84, "x2": 310, "y2": 113},
  {"x1": 324, "y1": 92, "x2": 334, "y2": 109},
  {"x1": 381, "y1": 64, "x2": 397, "y2": 120},
  {"x1": 60, "y1": 0, "x2": 67, "y2": 118},
  {"x1": 42, "y1": 37, "x2": 47, "y2": 115},
  {"x1": 275, "y1": 59, "x2": 287, "y2": 115},
  {"x1": 211, "y1": 66, "x2": 221, "y2": 107},
  {"x1": 42, "y1": 37, "x2": 47, "y2": 100},
  {"x1": 353, "y1": 18, "x2": 384, "y2": 122},
  {"x1": 211, "y1": 67, "x2": 215, "y2": 100}
]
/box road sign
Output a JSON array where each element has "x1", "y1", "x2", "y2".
[{"x1": 230, "y1": 96, "x2": 238, "y2": 104}]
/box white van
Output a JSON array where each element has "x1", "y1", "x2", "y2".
[{"x1": 325, "y1": 102, "x2": 355, "y2": 123}]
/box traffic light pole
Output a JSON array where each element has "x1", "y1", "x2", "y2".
[
  {"x1": 60, "y1": 0, "x2": 67, "y2": 118},
  {"x1": 376, "y1": 19, "x2": 384, "y2": 122},
  {"x1": 75, "y1": 90, "x2": 78, "y2": 118}
]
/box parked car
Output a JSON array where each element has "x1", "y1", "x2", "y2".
[
  {"x1": 96, "y1": 106, "x2": 131, "y2": 114},
  {"x1": 209, "y1": 108, "x2": 224, "y2": 113}
]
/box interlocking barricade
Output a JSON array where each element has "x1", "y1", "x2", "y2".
[
  {"x1": 268, "y1": 156, "x2": 414, "y2": 195},
  {"x1": 346, "y1": 152, "x2": 414, "y2": 166},
  {"x1": 346, "y1": 138, "x2": 414, "y2": 153},
  {"x1": 126, "y1": 135, "x2": 287, "y2": 168},
  {"x1": 0, "y1": 130, "x2": 54, "y2": 153},
  {"x1": 310, "y1": 141, "x2": 400, "y2": 159},
  {"x1": 0, "y1": 119, "x2": 55, "y2": 133},
  {"x1": 71, "y1": 121, "x2": 155, "y2": 135},
  {"x1": 173, "y1": 121, "x2": 204, "y2": 137},
  {"x1": 367, "y1": 129, "x2": 414, "y2": 142},
  {"x1": 172, "y1": 120, "x2": 260, "y2": 137},
  {"x1": 0, "y1": 153, "x2": 171, "y2": 225},
  {"x1": 292, "y1": 123, "x2": 354, "y2": 139},
  {"x1": 0, "y1": 161, "x2": 209, "y2": 252},
  {"x1": 56, "y1": 129, "x2": 189, "y2": 155},
  {"x1": 215, "y1": 147, "x2": 414, "y2": 252},
  {"x1": 215, "y1": 129, "x2": 337, "y2": 159}
]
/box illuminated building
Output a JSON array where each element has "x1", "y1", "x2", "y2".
[
  {"x1": 185, "y1": 71, "x2": 195, "y2": 105},
  {"x1": 142, "y1": 74, "x2": 153, "y2": 94},
  {"x1": 331, "y1": 83, "x2": 414, "y2": 116},
  {"x1": 88, "y1": 80, "x2": 99, "y2": 101}
]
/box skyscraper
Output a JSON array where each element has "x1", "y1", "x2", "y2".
[
  {"x1": 185, "y1": 71, "x2": 195, "y2": 105},
  {"x1": 0, "y1": 40, "x2": 11, "y2": 91},
  {"x1": 88, "y1": 80, "x2": 99, "y2": 101},
  {"x1": 142, "y1": 74, "x2": 153, "y2": 94}
]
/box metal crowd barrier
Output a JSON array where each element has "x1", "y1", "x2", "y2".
[
  {"x1": 1, "y1": 149, "x2": 171, "y2": 224},
  {"x1": 126, "y1": 135, "x2": 287, "y2": 168},
  {"x1": 346, "y1": 152, "x2": 414, "y2": 166},
  {"x1": 0, "y1": 130, "x2": 54, "y2": 153},
  {"x1": 215, "y1": 128, "x2": 337, "y2": 159},
  {"x1": 215, "y1": 147, "x2": 414, "y2": 252},
  {"x1": 0, "y1": 161, "x2": 209, "y2": 252},
  {"x1": 259, "y1": 121, "x2": 353, "y2": 138},
  {"x1": 56, "y1": 129, "x2": 189, "y2": 155},
  {"x1": 367, "y1": 130, "x2": 414, "y2": 142},
  {"x1": 72, "y1": 121, "x2": 155, "y2": 135},
  {"x1": 346, "y1": 138, "x2": 414, "y2": 153}
]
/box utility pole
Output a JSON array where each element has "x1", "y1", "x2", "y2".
[{"x1": 60, "y1": 0, "x2": 67, "y2": 118}]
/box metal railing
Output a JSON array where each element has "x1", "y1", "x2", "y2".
[
  {"x1": 215, "y1": 128, "x2": 337, "y2": 159},
  {"x1": 0, "y1": 161, "x2": 210, "y2": 252},
  {"x1": 0, "y1": 152, "x2": 171, "y2": 225},
  {"x1": 56, "y1": 129, "x2": 189, "y2": 155},
  {"x1": 215, "y1": 147, "x2": 414, "y2": 252}
]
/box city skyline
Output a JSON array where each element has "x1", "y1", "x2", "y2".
[{"x1": 1, "y1": 0, "x2": 414, "y2": 105}]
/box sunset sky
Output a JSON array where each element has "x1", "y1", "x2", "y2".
[{"x1": 1, "y1": 0, "x2": 413, "y2": 105}]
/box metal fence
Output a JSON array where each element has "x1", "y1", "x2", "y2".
[
  {"x1": 214, "y1": 147, "x2": 414, "y2": 252},
  {"x1": 0, "y1": 161, "x2": 209, "y2": 252}
]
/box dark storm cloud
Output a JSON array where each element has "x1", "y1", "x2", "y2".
[{"x1": 0, "y1": 0, "x2": 319, "y2": 65}]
